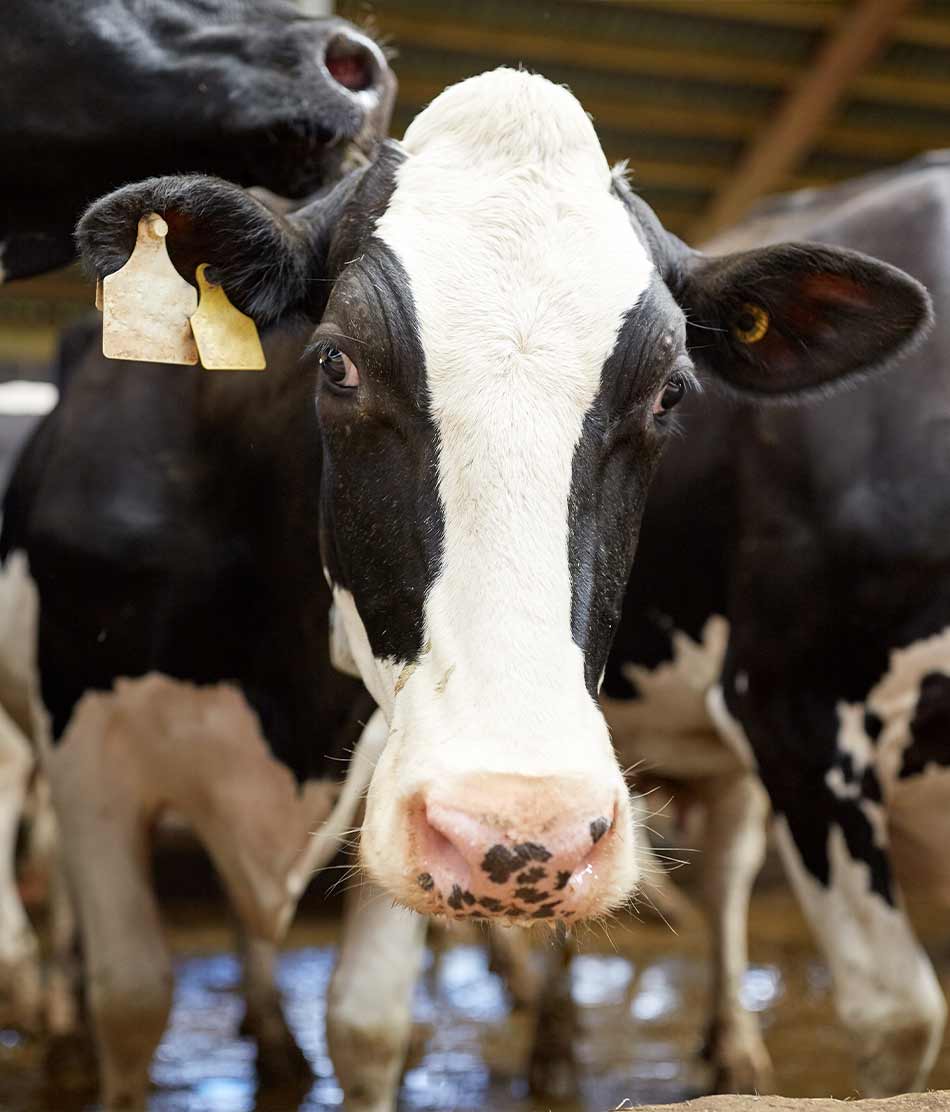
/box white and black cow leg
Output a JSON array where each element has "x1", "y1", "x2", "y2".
[
  {"x1": 237, "y1": 930, "x2": 311, "y2": 1087},
  {"x1": 326, "y1": 868, "x2": 426, "y2": 1112},
  {"x1": 528, "y1": 935, "x2": 580, "y2": 1101},
  {"x1": 774, "y1": 818, "x2": 946, "y2": 1096},
  {"x1": 0, "y1": 701, "x2": 41, "y2": 1031},
  {"x1": 699, "y1": 770, "x2": 773, "y2": 1094}
]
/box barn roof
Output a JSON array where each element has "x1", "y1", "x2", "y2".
[{"x1": 4, "y1": 0, "x2": 949, "y2": 369}]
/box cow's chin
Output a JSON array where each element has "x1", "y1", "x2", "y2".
[{"x1": 360, "y1": 740, "x2": 641, "y2": 926}]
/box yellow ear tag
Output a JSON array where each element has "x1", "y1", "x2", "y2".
[
  {"x1": 189, "y1": 264, "x2": 266, "y2": 371},
  {"x1": 733, "y1": 303, "x2": 770, "y2": 345},
  {"x1": 101, "y1": 214, "x2": 198, "y2": 365}
]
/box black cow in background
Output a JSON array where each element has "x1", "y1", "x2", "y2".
[
  {"x1": 1, "y1": 0, "x2": 395, "y2": 280},
  {"x1": 575, "y1": 152, "x2": 950, "y2": 1098}
]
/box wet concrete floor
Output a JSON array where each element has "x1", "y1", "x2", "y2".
[{"x1": 3, "y1": 883, "x2": 950, "y2": 1111}]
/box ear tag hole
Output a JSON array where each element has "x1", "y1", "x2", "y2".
[
  {"x1": 100, "y1": 213, "x2": 199, "y2": 365},
  {"x1": 733, "y1": 303, "x2": 770, "y2": 345},
  {"x1": 189, "y1": 264, "x2": 266, "y2": 371}
]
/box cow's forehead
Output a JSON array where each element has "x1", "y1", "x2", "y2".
[{"x1": 374, "y1": 70, "x2": 654, "y2": 406}]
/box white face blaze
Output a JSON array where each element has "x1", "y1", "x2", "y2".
[{"x1": 344, "y1": 70, "x2": 655, "y2": 919}]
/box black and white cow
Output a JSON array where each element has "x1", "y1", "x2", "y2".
[
  {"x1": 1, "y1": 0, "x2": 394, "y2": 280},
  {"x1": 593, "y1": 152, "x2": 950, "y2": 1099},
  {"x1": 3, "y1": 71, "x2": 929, "y2": 1108}
]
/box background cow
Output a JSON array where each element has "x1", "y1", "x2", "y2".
[
  {"x1": 543, "y1": 151, "x2": 950, "y2": 1100},
  {"x1": 35, "y1": 69, "x2": 929, "y2": 1109},
  {"x1": 1, "y1": 0, "x2": 394, "y2": 280}
]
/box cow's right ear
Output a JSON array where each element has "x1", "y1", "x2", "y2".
[{"x1": 76, "y1": 172, "x2": 357, "y2": 324}]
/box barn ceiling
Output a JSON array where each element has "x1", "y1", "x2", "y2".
[
  {"x1": 5, "y1": 0, "x2": 950, "y2": 369},
  {"x1": 344, "y1": 0, "x2": 950, "y2": 239}
]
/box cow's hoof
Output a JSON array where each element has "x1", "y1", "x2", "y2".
[
  {"x1": 528, "y1": 1050, "x2": 579, "y2": 1102},
  {"x1": 44, "y1": 1030, "x2": 99, "y2": 1089},
  {"x1": 703, "y1": 1020, "x2": 774, "y2": 1094},
  {"x1": 0, "y1": 949, "x2": 44, "y2": 1034},
  {"x1": 250, "y1": 1022, "x2": 313, "y2": 1087}
]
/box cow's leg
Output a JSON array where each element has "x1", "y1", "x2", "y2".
[
  {"x1": 0, "y1": 701, "x2": 41, "y2": 1031},
  {"x1": 774, "y1": 817, "x2": 944, "y2": 1095},
  {"x1": 487, "y1": 923, "x2": 540, "y2": 1010},
  {"x1": 47, "y1": 694, "x2": 172, "y2": 1112},
  {"x1": 64, "y1": 810, "x2": 170, "y2": 1109},
  {"x1": 26, "y1": 781, "x2": 84, "y2": 1041},
  {"x1": 716, "y1": 676, "x2": 946, "y2": 1098},
  {"x1": 59, "y1": 806, "x2": 171, "y2": 1110},
  {"x1": 327, "y1": 871, "x2": 426, "y2": 1112},
  {"x1": 237, "y1": 929, "x2": 311, "y2": 1085},
  {"x1": 528, "y1": 934, "x2": 578, "y2": 1101},
  {"x1": 46, "y1": 854, "x2": 81, "y2": 1036},
  {"x1": 698, "y1": 770, "x2": 773, "y2": 1093}
]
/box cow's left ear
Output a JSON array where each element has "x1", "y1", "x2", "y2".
[
  {"x1": 677, "y1": 242, "x2": 932, "y2": 399},
  {"x1": 76, "y1": 171, "x2": 360, "y2": 325}
]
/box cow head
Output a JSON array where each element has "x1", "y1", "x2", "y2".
[
  {"x1": 78, "y1": 70, "x2": 931, "y2": 924},
  {"x1": 2, "y1": 0, "x2": 394, "y2": 278}
]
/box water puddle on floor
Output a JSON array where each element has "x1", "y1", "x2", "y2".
[{"x1": 3, "y1": 887, "x2": 950, "y2": 1110}]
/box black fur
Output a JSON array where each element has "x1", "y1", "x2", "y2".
[
  {"x1": 608, "y1": 154, "x2": 950, "y2": 907},
  {"x1": 0, "y1": 0, "x2": 394, "y2": 280}
]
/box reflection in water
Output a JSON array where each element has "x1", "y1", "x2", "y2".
[{"x1": 3, "y1": 888, "x2": 950, "y2": 1110}]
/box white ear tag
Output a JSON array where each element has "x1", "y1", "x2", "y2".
[
  {"x1": 101, "y1": 214, "x2": 198, "y2": 365},
  {"x1": 189, "y1": 264, "x2": 266, "y2": 371}
]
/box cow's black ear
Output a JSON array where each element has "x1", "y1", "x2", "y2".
[
  {"x1": 76, "y1": 172, "x2": 357, "y2": 324},
  {"x1": 678, "y1": 242, "x2": 932, "y2": 399}
]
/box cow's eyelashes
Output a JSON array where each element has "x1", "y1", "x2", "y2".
[
  {"x1": 652, "y1": 371, "x2": 688, "y2": 418},
  {"x1": 317, "y1": 345, "x2": 360, "y2": 391}
]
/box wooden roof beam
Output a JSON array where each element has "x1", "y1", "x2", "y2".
[
  {"x1": 690, "y1": 0, "x2": 917, "y2": 242},
  {"x1": 381, "y1": 10, "x2": 950, "y2": 110},
  {"x1": 394, "y1": 74, "x2": 950, "y2": 163}
]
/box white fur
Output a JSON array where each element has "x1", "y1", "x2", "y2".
[
  {"x1": 355, "y1": 70, "x2": 654, "y2": 901},
  {"x1": 355, "y1": 71, "x2": 652, "y2": 907}
]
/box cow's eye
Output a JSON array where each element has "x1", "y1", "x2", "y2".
[
  {"x1": 653, "y1": 372, "x2": 687, "y2": 418},
  {"x1": 319, "y1": 346, "x2": 360, "y2": 390}
]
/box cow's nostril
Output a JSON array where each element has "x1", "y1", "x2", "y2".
[
  {"x1": 415, "y1": 805, "x2": 471, "y2": 893},
  {"x1": 323, "y1": 34, "x2": 377, "y2": 93}
]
